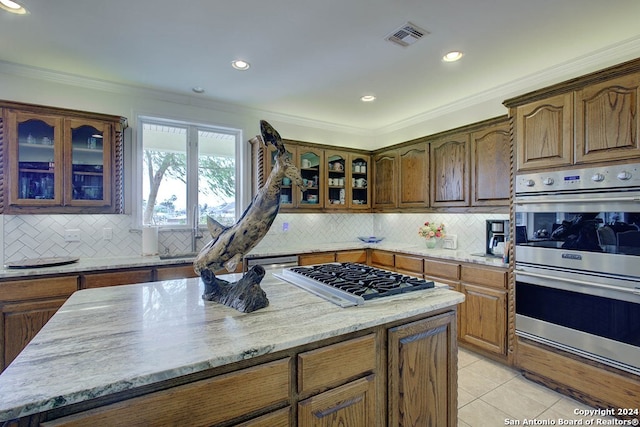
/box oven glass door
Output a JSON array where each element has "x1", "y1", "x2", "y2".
[{"x1": 516, "y1": 271, "x2": 640, "y2": 374}]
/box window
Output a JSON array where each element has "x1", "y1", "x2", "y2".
[{"x1": 138, "y1": 117, "x2": 239, "y2": 228}]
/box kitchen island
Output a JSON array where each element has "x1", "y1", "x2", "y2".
[{"x1": 0, "y1": 270, "x2": 464, "y2": 426}]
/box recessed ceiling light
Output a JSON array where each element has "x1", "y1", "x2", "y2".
[
  {"x1": 0, "y1": 0, "x2": 28, "y2": 14},
  {"x1": 442, "y1": 51, "x2": 463, "y2": 62},
  {"x1": 192, "y1": 86, "x2": 205, "y2": 94},
  {"x1": 360, "y1": 95, "x2": 376, "y2": 102},
  {"x1": 231, "y1": 60, "x2": 250, "y2": 71}
]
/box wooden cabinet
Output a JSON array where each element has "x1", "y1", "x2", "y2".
[
  {"x1": 299, "y1": 375, "x2": 376, "y2": 427},
  {"x1": 514, "y1": 93, "x2": 573, "y2": 171},
  {"x1": 42, "y1": 358, "x2": 291, "y2": 427},
  {"x1": 507, "y1": 59, "x2": 640, "y2": 171},
  {"x1": 394, "y1": 253, "x2": 424, "y2": 277},
  {"x1": 470, "y1": 121, "x2": 511, "y2": 206},
  {"x1": 325, "y1": 150, "x2": 348, "y2": 209},
  {"x1": 299, "y1": 249, "x2": 367, "y2": 266},
  {"x1": 265, "y1": 143, "x2": 298, "y2": 208},
  {"x1": 81, "y1": 268, "x2": 154, "y2": 289},
  {"x1": 575, "y1": 73, "x2": 640, "y2": 164},
  {"x1": 430, "y1": 132, "x2": 470, "y2": 207},
  {"x1": 388, "y1": 312, "x2": 458, "y2": 427},
  {"x1": 1, "y1": 101, "x2": 126, "y2": 214},
  {"x1": 373, "y1": 150, "x2": 398, "y2": 209},
  {"x1": 349, "y1": 153, "x2": 370, "y2": 209},
  {"x1": 459, "y1": 264, "x2": 507, "y2": 356},
  {"x1": 155, "y1": 264, "x2": 199, "y2": 280},
  {"x1": 297, "y1": 146, "x2": 323, "y2": 209},
  {"x1": 0, "y1": 275, "x2": 78, "y2": 371},
  {"x1": 369, "y1": 249, "x2": 394, "y2": 270},
  {"x1": 398, "y1": 142, "x2": 429, "y2": 208}
]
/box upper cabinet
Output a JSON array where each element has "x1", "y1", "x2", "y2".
[
  {"x1": 505, "y1": 58, "x2": 640, "y2": 172},
  {"x1": 0, "y1": 101, "x2": 126, "y2": 214},
  {"x1": 250, "y1": 137, "x2": 370, "y2": 212},
  {"x1": 514, "y1": 93, "x2": 573, "y2": 171},
  {"x1": 373, "y1": 150, "x2": 397, "y2": 209},
  {"x1": 575, "y1": 73, "x2": 640, "y2": 164},
  {"x1": 430, "y1": 132, "x2": 469, "y2": 207},
  {"x1": 398, "y1": 142, "x2": 429, "y2": 208},
  {"x1": 471, "y1": 121, "x2": 511, "y2": 206}
]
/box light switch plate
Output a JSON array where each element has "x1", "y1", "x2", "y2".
[{"x1": 442, "y1": 234, "x2": 457, "y2": 250}]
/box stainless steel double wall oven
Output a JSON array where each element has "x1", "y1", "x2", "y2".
[{"x1": 514, "y1": 163, "x2": 640, "y2": 375}]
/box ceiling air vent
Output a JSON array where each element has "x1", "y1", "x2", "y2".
[{"x1": 386, "y1": 22, "x2": 429, "y2": 47}]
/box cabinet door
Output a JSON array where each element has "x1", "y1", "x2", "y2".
[
  {"x1": 5, "y1": 110, "x2": 64, "y2": 207},
  {"x1": 299, "y1": 252, "x2": 336, "y2": 266},
  {"x1": 298, "y1": 374, "x2": 376, "y2": 427},
  {"x1": 2, "y1": 297, "x2": 67, "y2": 371},
  {"x1": 373, "y1": 150, "x2": 397, "y2": 209},
  {"x1": 335, "y1": 249, "x2": 367, "y2": 264},
  {"x1": 325, "y1": 151, "x2": 348, "y2": 209},
  {"x1": 266, "y1": 144, "x2": 297, "y2": 208},
  {"x1": 471, "y1": 122, "x2": 510, "y2": 206},
  {"x1": 298, "y1": 147, "x2": 323, "y2": 209},
  {"x1": 349, "y1": 154, "x2": 370, "y2": 209},
  {"x1": 459, "y1": 283, "x2": 506, "y2": 355},
  {"x1": 430, "y1": 133, "x2": 469, "y2": 207},
  {"x1": 65, "y1": 118, "x2": 112, "y2": 207},
  {"x1": 388, "y1": 312, "x2": 457, "y2": 427},
  {"x1": 576, "y1": 73, "x2": 640, "y2": 164},
  {"x1": 515, "y1": 93, "x2": 573, "y2": 171},
  {"x1": 82, "y1": 269, "x2": 154, "y2": 289},
  {"x1": 398, "y1": 142, "x2": 429, "y2": 208},
  {"x1": 155, "y1": 264, "x2": 199, "y2": 280}
]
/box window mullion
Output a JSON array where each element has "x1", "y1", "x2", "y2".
[{"x1": 187, "y1": 126, "x2": 199, "y2": 227}]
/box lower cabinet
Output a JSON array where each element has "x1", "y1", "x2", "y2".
[
  {"x1": 299, "y1": 249, "x2": 367, "y2": 266},
  {"x1": 388, "y1": 312, "x2": 458, "y2": 427},
  {"x1": 82, "y1": 268, "x2": 154, "y2": 289},
  {"x1": 0, "y1": 275, "x2": 78, "y2": 372},
  {"x1": 30, "y1": 310, "x2": 458, "y2": 426},
  {"x1": 298, "y1": 375, "x2": 376, "y2": 426}
]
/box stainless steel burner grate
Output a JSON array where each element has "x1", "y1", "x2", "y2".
[{"x1": 274, "y1": 262, "x2": 435, "y2": 307}]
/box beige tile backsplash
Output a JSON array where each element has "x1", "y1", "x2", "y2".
[{"x1": 1, "y1": 212, "x2": 507, "y2": 263}]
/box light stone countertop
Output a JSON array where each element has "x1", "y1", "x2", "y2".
[
  {"x1": 0, "y1": 271, "x2": 464, "y2": 422},
  {"x1": 0, "y1": 240, "x2": 506, "y2": 280}
]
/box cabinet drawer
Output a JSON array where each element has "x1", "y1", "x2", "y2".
[
  {"x1": 298, "y1": 334, "x2": 376, "y2": 395},
  {"x1": 369, "y1": 250, "x2": 394, "y2": 268},
  {"x1": 335, "y1": 249, "x2": 367, "y2": 264},
  {"x1": 155, "y1": 264, "x2": 198, "y2": 280},
  {"x1": 0, "y1": 276, "x2": 78, "y2": 302},
  {"x1": 424, "y1": 259, "x2": 460, "y2": 281},
  {"x1": 82, "y1": 269, "x2": 154, "y2": 289},
  {"x1": 42, "y1": 358, "x2": 291, "y2": 427},
  {"x1": 395, "y1": 254, "x2": 423, "y2": 274},
  {"x1": 460, "y1": 265, "x2": 507, "y2": 289},
  {"x1": 299, "y1": 252, "x2": 336, "y2": 266}
]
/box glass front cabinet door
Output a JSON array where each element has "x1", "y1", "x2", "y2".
[
  {"x1": 350, "y1": 154, "x2": 370, "y2": 209},
  {"x1": 298, "y1": 147, "x2": 323, "y2": 209},
  {"x1": 326, "y1": 151, "x2": 348, "y2": 209},
  {"x1": 1, "y1": 102, "x2": 125, "y2": 214}
]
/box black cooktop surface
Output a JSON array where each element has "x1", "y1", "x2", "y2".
[{"x1": 288, "y1": 262, "x2": 434, "y2": 300}]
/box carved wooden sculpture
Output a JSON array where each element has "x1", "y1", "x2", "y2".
[{"x1": 194, "y1": 120, "x2": 304, "y2": 312}]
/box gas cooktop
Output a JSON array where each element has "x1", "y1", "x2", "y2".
[{"x1": 274, "y1": 262, "x2": 435, "y2": 307}]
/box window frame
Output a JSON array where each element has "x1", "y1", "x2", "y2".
[{"x1": 133, "y1": 115, "x2": 243, "y2": 230}]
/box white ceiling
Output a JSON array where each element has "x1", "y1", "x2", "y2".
[{"x1": 2, "y1": 0, "x2": 640, "y2": 134}]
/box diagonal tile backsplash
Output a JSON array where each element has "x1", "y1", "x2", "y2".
[{"x1": 1, "y1": 211, "x2": 508, "y2": 263}]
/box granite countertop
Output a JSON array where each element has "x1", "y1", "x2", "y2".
[
  {"x1": 0, "y1": 271, "x2": 464, "y2": 421},
  {"x1": 0, "y1": 240, "x2": 506, "y2": 280}
]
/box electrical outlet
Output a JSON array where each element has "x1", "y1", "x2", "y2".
[
  {"x1": 282, "y1": 222, "x2": 289, "y2": 232},
  {"x1": 64, "y1": 229, "x2": 81, "y2": 242},
  {"x1": 103, "y1": 227, "x2": 113, "y2": 240}
]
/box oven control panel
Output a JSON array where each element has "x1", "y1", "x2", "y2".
[{"x1": 516, "y1": 163, "x2": 640, "y2": 194}]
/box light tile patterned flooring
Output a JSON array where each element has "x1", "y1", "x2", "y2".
[{"x1": 457, "y1": 348, "x2": 618, "y2": 426}]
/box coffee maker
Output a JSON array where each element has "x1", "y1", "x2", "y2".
[{"x1": 486, "y1": 220, "x2": 509, "y2": 256}]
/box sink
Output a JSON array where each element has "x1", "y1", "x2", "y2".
[{"x1": 159, "y1": 252, "x2": 198, "y2": 260}]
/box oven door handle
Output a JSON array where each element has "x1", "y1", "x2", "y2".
[
  {"x1": 515, "y1": 196, "x2": 640, "y2": 204},
  {"x1": 515, "y1": 269, "x2": 640, "y2": 295}
]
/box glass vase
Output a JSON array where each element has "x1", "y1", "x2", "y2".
[{"x1": 425, "y1": 239, "x2": 437, "y2": 249}]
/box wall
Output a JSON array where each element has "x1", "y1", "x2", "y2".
[{"x1": 1, "y1": 212, "x2": 507, "y2": 263}]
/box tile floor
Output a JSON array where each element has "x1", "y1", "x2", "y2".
[{"x1": 457, "y1": 348, "x2": 618, "y2": 426}]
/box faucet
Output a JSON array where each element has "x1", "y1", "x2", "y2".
[{"x1": 192, "y1": 204, "x2": 202, "y2": 252}]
